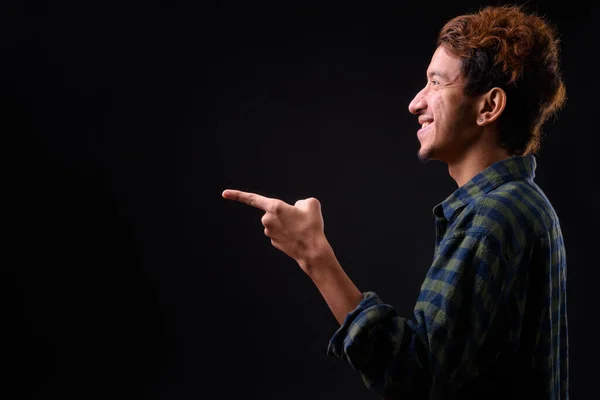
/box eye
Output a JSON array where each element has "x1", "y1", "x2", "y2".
[{"x1": 431, "y1": 80, "x2": 440, "y2": 86}]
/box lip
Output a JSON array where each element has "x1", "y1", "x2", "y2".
[{"x1": 417, "y1": 122, "x2": 433, "y2": 138}]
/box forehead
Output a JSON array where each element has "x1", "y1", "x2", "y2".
[{"x1": 426, "y1": 46, "x2": 463, "y2": 80}]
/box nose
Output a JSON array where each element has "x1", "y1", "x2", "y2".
[{"x1": 408, "y1": 87, "x2": 427, "y2": 115}]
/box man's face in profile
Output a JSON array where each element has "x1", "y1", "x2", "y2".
[{"x1": 408, "y1": 46, "x2": 479, "y2": 163}]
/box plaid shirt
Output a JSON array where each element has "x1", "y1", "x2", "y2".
[{"x1": 327, "y1": 156, "x2": 569, "y2": 399}]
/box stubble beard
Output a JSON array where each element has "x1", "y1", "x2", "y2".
[
  {"x1": 417, "y1": 143, "x2": 433, "y2": 163},
  {"x1": 418, "y1": 149, "x2": 432, "y2": 163}
]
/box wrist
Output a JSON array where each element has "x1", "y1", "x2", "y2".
[{"x1": 298, "y1": 236, "x2": 337, "y2": 277}]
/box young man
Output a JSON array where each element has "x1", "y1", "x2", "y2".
[{"x1": 222, "y1": 5, "x2": 568, "y2": 399}]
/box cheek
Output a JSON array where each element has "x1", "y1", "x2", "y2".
[
  {"x1": 429, "y1": 98, "x2": 446, "y2": 130},
  {"x1": 430, "y1": 96, "x2": 444, "y2": 117}
]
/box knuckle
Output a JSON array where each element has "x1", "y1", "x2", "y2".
[
  {"x1": 272, "y1": 200, "x2": 283, "y2": 214},
  {"x1": 261, "y1": 213, "x2": 272, "y2": 226}
]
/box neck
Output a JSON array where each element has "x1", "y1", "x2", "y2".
[{"x1": 447, "y1": 140, "x2": 512, "y2": 187}]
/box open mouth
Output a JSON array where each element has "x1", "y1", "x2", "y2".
[{"x1": 418, "y1": 121, "x2": 433, "y2": 138}]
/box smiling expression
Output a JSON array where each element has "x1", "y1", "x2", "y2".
[{"x1": 408, "y1": 46, "x2": 481, "y2": 163}]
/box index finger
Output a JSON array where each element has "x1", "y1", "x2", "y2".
[{"x1": 222, "y1": 189, "x2": 276, "y2": 212}]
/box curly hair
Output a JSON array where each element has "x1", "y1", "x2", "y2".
[{"x1": 437, "y1": 4, "x2": 567, "y2": 155}]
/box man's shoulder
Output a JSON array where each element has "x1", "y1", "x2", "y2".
[{"x1": 453, "y1": 180, "x2": 557, "y2": 240}]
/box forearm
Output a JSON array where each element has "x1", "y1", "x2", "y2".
[{"x1": 299, "y1": 240, "x2": 363, "y2": 325}]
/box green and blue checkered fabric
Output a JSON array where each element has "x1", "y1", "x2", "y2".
[{"x1": 327, "y1": 156, "x2": 568, "y2": 399}]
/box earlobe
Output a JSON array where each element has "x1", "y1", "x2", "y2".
[{"x1": 477, "y1": 87, "x2": 506, "y2": 125}]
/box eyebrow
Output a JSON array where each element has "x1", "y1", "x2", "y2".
[{"x1": 427, "y1": 70, "x2": 449, "y2": 80}]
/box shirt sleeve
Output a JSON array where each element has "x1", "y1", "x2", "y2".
[{"x1": 327, "y1": 229, "x2": 511, "y2": 398}]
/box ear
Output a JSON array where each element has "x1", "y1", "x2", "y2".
[{"x1": 476, "y1": 87, "x2": 506, "y2": 126}]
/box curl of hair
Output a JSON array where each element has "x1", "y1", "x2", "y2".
[{"x1": 437, "y1": 5, "x2": 566, "y2": 155}]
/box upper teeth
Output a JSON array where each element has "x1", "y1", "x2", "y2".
[{"x1": 422, "y1": 122, "x2": 431, "y2": 129}]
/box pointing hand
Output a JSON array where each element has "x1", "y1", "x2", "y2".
[{"x1": 222, "y1": 189, "x2": 329, "y2": 271}]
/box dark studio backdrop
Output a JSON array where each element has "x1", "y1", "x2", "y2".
[{"x1": 3, "y1": 0, "x2": 598, "y2": 399}]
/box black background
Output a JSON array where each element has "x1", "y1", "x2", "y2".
[{"x1": 4, "y1": 0, "x2": 598, "y2": 399}]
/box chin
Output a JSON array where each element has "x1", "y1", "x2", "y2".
[
  {"x1": 417, "y1": 129, "x2": 437, "y2": 163},
  {"x1": 418, "y1": 147, "x2": 434, "y2": 163}
]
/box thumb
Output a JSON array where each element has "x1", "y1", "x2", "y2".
[{"x1": 295, "y1": 197, "x2": 321, "y2": 210}]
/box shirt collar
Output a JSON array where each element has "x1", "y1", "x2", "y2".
[{"x1": 433, "y1": 155, "x2": 537, "y2": 221}]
